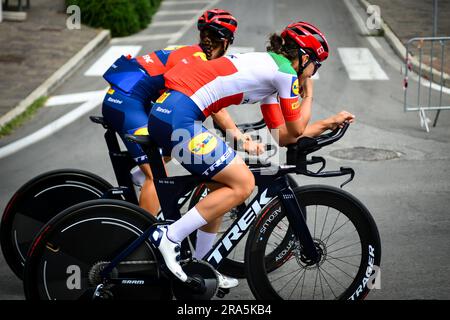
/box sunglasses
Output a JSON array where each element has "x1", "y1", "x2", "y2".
[
  {"x1": 298, "y1": 48, "x2": 321, "y2": 76},
  {"x1": 304, "y1": 57, "x2": 321, "y2": 76}
]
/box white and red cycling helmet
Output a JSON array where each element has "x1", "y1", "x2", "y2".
[{"x1": 281, "y1": 21, "x2": 329, "y2": 62}]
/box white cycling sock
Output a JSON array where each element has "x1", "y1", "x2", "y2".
[
  {"x1": 167, "y1": 206, "x2": 207, "y2": 243},
  {"x1": 193, "y1": 229, "x2": 217, "y2": 260}
]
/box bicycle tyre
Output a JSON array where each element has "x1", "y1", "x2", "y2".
[
  {"x1": 188, "y1": 176, "x2": 299, "y2": 279},
  {"x1": 23, "y1": 199, "x2": 171, "y2": 300},
  {"x1": 1, "y1": 169, "x2": 113, "y2": 279},
  {"x1": 245, "y1": 185, "x2": 381, "y2": 300}
]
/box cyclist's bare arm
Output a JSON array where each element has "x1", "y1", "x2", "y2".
[
  {"x1": 212, "y1": 109, "x2": 265, "y2": 154},
  {"x1": 274, "y1": 110, "x2": 356, "y2": 145},
  {"x1": 302, "y1": 111, "x2": 355, "y2": 137}
]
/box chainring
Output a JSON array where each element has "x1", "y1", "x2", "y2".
[
  {"x1": 88, "y1": 261, "x2": 116, "y2": 286},
  {"x1": 88, "y1": 260, "x2": 173, "y2": 300}
]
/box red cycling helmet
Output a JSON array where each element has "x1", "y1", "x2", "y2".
[
  {"x1": 197, "y1": 9, "x2": 238, "y2": 44},
  {"x1": 281, "y1": 21, "x2": 329, "y2": 62}
]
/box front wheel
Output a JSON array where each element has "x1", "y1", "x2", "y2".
[
  {"x1": 188, "y1": 175, "x2": 299, "y2": 279},
  {"x1": 245, "y1": 185, "x2": 381, "y2": 300}
]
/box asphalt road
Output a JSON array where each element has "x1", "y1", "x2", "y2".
[{"x1": 0, "y1": 0, "x2": 449, "y2": 300}]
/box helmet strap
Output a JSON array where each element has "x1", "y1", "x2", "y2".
[
  {"x1": 223, "y1": 39, "x2": 230, "y2": 53},
  {"x1": 297, "y1": 48, "x2": 308, "y2": 76}
]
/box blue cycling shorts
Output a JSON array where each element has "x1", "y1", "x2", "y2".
[
  {"x1": 148, "y1": 90, "x2": 236, "y2": 178},
  {"x1": 101, "y1": 57, "x2": 166, "y2": 165},
  {"x1": 102, "y1": 86, "x2": 151, "y2": 164}
]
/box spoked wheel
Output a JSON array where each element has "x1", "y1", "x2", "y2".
[
  {"x1": 188, "y1": 177, "x2": 299, "y2": 279},
  {"x1": 23, "y1": 200, "x2": 172, "y2": 300},
  {"x1": 245, "y1": 185, "x2": 381, "y2": 300},
  {"x1": 1, "y1": 169, "x2": 113, "y2": 279}
]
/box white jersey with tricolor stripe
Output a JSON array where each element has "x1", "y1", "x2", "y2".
[{"x1": 164, "y1": 52, "x2": 301, "y2": 118}]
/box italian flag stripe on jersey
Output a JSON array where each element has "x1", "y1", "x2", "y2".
[{"x1": 268, "y1": 52, "x2": 297, "y2": 75}]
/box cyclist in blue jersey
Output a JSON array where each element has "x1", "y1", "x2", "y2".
[{"x1": 101, "y1": 9, "x2": 263, "y2": 218}]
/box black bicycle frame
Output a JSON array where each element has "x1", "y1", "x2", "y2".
[
  {"x1": 99, "y1": 140, "x2": 318, "y2": 280},
  {"x1": 204, "y1": 166, "x2": 318, "y2": 268},
  {"x1": 92, "y1": 118, "x2": 194, "y2": 210},
  {"x1": 98, "y1": 122, "x2": 354, "y2": 284},
  {"x1": 102, "y1": 127, "x2": 139, "y2": 204}
]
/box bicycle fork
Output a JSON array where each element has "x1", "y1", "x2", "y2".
[{"x1": 278, "y1": 177, "x2": 319, "y2": 264}]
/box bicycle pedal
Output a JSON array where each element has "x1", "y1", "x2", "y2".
[{"x1": 216, "y1": 288, "x2": 230, "y2": 299}]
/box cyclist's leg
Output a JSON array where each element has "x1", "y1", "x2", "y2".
[
  {"x1": 138, "y1": 163, "x2": 160, "y2": 215},
  {"x1": 193, "y1": 183, "x2": 223, "y2": 259},
  {"x1": 164, "y1": 124, "x2": 254, "y2": 243},
  {"x1": 166, "y1": 132, "x2": 253, "y2": 286},
  {"x1": 197, "y1": 182, "x2": 223, "y2": 236},
  {"x1": 138, "y1": 158, "x2": 171, "y2": 215},
  {"x1": 192, "y1": 163, "x2": 252, "y2": 260},
  {"x1": 147, "y1": 91, "x2": 254, "y2": 282},
  {"x1": 195, "y1": 157, "x2": 254, "y2": 221}
]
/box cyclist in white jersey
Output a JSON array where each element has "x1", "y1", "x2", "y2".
[{"x1": 147, "y1": 22, "x2": 355, "y2": 284}]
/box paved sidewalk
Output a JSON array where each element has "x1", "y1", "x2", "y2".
[
  {"x1": 368, "y1": 0, "x2": 450, "y2": 75},
  {"x1": 0, "y1": 0, "x2": 101, "y2": 119}
]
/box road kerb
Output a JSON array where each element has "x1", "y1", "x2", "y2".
[
  {"x1": 358, "y1": 0, "x2": 450, "y2": 87},
  {"x1": 0, "y1": 29, "x2": 111, "y2": 129}
]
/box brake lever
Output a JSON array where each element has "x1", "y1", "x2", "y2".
[{"x1": 339, "y1": 167, "x2": 355, "y2": 188}]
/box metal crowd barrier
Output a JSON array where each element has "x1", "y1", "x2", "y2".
[{"x1": 403, "y1": 36, "x2": 450, "y2": 132}]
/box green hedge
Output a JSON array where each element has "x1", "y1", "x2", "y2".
[{"x1": 66, "y1": 0, "x2": 162, "y2": 37}]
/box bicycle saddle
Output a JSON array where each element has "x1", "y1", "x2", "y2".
[
  {"x1": 89, "y1": 116, "x2": 110, "y2": 129},
  {"x1": 124, "y1": 134, "x2": 152, "y2": 146}
]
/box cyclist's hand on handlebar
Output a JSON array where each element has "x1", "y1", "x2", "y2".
[
  {"x1": 243, "y1": 139, "x2": 266, "y2": 155},
  {"x1": 239, "y1": 134, "x2": 265, "y2": 155},
  {"x1": 329, "y1": 111, "x2": 355, "y2": 130}
]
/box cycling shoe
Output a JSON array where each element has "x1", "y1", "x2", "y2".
[{"x1": 149, "y1": 226, "x2": 187, "y2": 282}]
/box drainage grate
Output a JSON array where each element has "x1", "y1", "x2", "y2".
[{"x1": 330, "y1": 147, "x2": 401, "y2": 161}]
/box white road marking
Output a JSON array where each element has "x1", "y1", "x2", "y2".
[
  {"x1": 45, "y1": 90, "x2": 107, "y2": 107},
  {"x1": 338, "y1": 47, "x2": 389, "y2": 80},
  {"x1": 162, "y1": 1, "x2": 209, "y2": 5},
  {"x1": 0, "y1": 89, "x2": 107, "y2": 159},
  {"x1": 367, "y1": 36, "x2": 382, "y2": 50},
  {"x1": 156, "y1": 10, "x2": 199, "y2": 16},
  {"x1": 151, "y1": 20, "x2": 190, "y2": 27},
  {"x1": 367, "y1": 36, "x2": 450, "y2": 95},
  {"x1": 111, "y1": 33, "x2": 177, "y2": 44},
  {"x1": 343, "y1": 0, "x2": 371, "y2": 36},
  {"x1": 168, "y1": 0, "x2": 222, "y2": 44},
  {"x1": 345, "y1": 0, "x2": 449, "y2": 93},
  {"x1": 84, "y1": 46, "x2": 142, "y2": 76}
]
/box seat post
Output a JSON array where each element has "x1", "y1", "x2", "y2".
[
  {"x1": 104, "y1": 128, "x2": 139, "y2": 204},
  {"x1": 141, "y1": 142, "x2": 167, "y2": 180}
]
